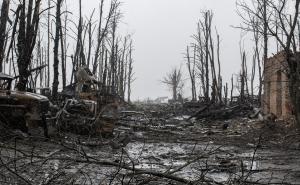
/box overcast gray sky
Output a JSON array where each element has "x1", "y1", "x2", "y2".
[{"x1": 70, "y1": 0, "x2": 245, "y2": 100}]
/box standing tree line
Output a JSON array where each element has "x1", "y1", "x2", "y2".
[
  {"x1": 163, "y1": 11, "x2": 226, "y2": 104},
  {"x1": 0, "y1": 0, "x2": 135, "y2": 102},
  {"x1": 187, "y1": 10, "x2": 223, "y2": 104},
  {"x1": 184, "y1": 9, "x2": 265, "y2": 106},
  {"x1": 164, "y1": 0, "x2": 300, "y2": 127}
]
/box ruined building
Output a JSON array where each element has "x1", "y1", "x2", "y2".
[{"x1": 263, "y1": 51, "x2": 293, "y2": 119}]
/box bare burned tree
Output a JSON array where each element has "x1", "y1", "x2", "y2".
[
  {"x1": 92, "y1": 0, "x2": 119, "y2": 75},
  {"x1": 71, "y1": 0, "x2": 85, "y2": 85},
  {"x1": 262, "y1": 0, "x2": 268, "y2": 67},
  {"x1": 16, "y1": 0, "x2": 42, "y2": 91},
  {"x1": 203, "y1": 11, "x2": 211, "y2": 103},
  {"x1": 224, "y1": 82, "x2": 228, "y2": 105},
  {"x1": 0, "y1": 0, "x2": 10, "y2": 72},
  {"x1": 52, "y1": 0, "x2": 63, "y2": 100},
  {"x1": 162, "y1": 67, "x2": 184, "y2": 101},
  {"x1": 236, "y1": 0, "x2": 266, "y2": 106},
  {"x1": 231, "y1": 75, "x2": 234, "y2": 103},
  {"x1": 194, "y1": 23, "x2": 206, "y2": 99},
  {"x1": 127, "y1": 40, "x2": 134, "y2": 103},
  {"x1": 240, "y1": 50, "x2": 247, "y2": 102},
  {"x1": 0, "y1": 0, "x2": 134, "y2": 103},
  {"x1": 253, "y1": 19, "x2": 263, "y2": 105},
  {"x1": 192, "y1": 10, "x2": 223, "y2": 104},
  {"x1": 216, "y1": 31, "x2": 223, "y2": 104},
  {"x1": 60, "y1": 3, "x2": 68, "y2": 91},
  {"x1": 119, "y1": 36, "x2": 128, "y2": 99},
  {"x1": 109, "y1": 12, "x2": 118, "y2": 94},
  {"x1": 251, "y1": 48, "x2": 256, "y2": 100},
  {"x1": 46, "y1": 0, "x2": 51, "y2": 88},
  {"x1": 186, "y1": 45, "x2": 197, "y2": 101}
]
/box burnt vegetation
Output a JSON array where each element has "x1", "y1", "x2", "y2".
[{"x1": 0, "y1": 0, "x2": 300, "y2": 184}]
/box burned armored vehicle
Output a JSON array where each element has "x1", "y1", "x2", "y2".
[
  {"x1": 57, "y1": 67, "x2": 119, "y2": 137},
  {"x1": 0, "y1": 73, "x2": 50, "y2": 136}
]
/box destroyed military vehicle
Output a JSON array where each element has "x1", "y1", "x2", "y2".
[
  {"x1": 0, "y1": 73, "x2": 50, "y2": 137},
  {"x1": 57, "y1": 67, "x2": 119, "y2": 137}
]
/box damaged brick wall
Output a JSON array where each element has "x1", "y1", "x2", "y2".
[{"x1": 263, "y1": 51, "x2": 293, "y2": 119}]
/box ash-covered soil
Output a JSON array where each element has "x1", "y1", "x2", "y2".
[{"x1": 1, "y1": 103, "x2": 300, "y2": 185}]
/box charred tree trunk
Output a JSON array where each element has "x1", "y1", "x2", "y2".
[
  {"x1": 263, "y1": 0, "x2": 268, "y2": 65},
  {"x1": 47, "y1": 0, "x2": 51, "y2": 87},
  {"x1": 92, "y1": 0, "x2": 117, "y2": 74},
  {"x1": 204, "y1": 13, "x2": 210, "y2": 103},
  {"x1": 73, "y1": 0, "x2": 84, "y2": 73},
  {"x1": 102, "y1": 49, "x2": 108, "y2": 88},
  {"x1": 254, "y1": 23, "x2": 262, "y2": 106},
  {"x1": 52, "y1": 0, "x2": 63, "y2": 100},
  {"x1": 110, "y1": 16, "x2": 117, "y2": 94},
  {"x1": 196, "y1": 23, "x2": 206, "y2": 99},
  {"x1": 230, "y1": 75, "x2": 234, "y2": 103},
  {"x1": 16, "y1": 0, "x2": 42, "y2": 91},
  {"x1": 240, "y1": 51, "x2": 246, "y2": 102},
  {"x1": 93, "y1": 0, "x2": 104, "y2": 74},
  {"x1": 86, "y1": 12, "x2": 94, "y2": 68},
  {"x1": 127, "y1": 41, "x2": 133, "y2": 103},
  {"x1": 5, "y1": 5, "x2": 21, "y2": 71},
  {"x1": 208, "y1": 21, "x2": 217, "y2": 104},
  {"x1": 224, "y1": 83, "x2": 228, "y2": 105},
  {"x1": 0, "y1": 0, "x2": 10, "y2": 72},
  {"x1": 119, "y1": 37, "x2": 127, "y2": 99},
  {"x1": 216, "y1": 31, "x2": 222, "y2": 104},
  {"x1": 60, "y1": 5, "x2": 67, "y2": 90},
  {"x1": 186, "y1": 46, "x2": 197, "y2": 101}
]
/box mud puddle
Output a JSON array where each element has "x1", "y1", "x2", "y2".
[{"x1": 125, "y1": 141, "x2": 300, "y2": 184}]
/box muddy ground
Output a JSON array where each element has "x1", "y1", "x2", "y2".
[{"x1": 0, "y1": 103, "x2": 300, "y2": 185}]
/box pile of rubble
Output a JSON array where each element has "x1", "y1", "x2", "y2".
[
  {"x1": 56, "y1": 98, "x2": 118, "y2": 137},
  {"x1": 188, "y1": 103, "x2": 254, "y2": 121}
]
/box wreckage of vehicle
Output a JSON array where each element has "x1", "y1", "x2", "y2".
[
  {"x1": 0, "y1": 67, "x2": 122, "y2": 138},
  {"x1": 55, "y1": 67, "x2": 120, "y2": 137},
  {"x1": 0, "y1": 73, "x2": 50, "y2": 137}
]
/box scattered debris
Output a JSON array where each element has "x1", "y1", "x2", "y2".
[
  {"x1": 1, "y1": 102, "x2": 300, "y2": 184},
  {"x1": 189, "y1": 103, "x2": 254, "y2": 121}
]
